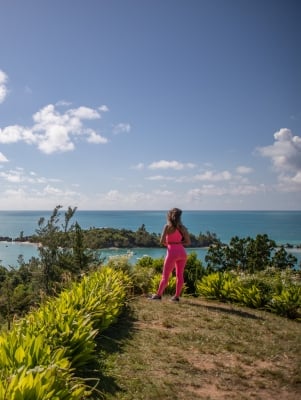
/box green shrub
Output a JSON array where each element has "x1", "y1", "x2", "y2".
[
  {"x1": 0, "y1": 362, "x2": 87, "y2": 400},
  {"x1": 234, "y1": 284, "x2": 268, "y2": 308},
  {"x1": 195, "y1": 269, "x2": 301, "y2": 320},
  {"x1": 135, "y1": 256, "x2": 164, "y2": 274},
  {"x1": 196, "y1": 272, "x2": 237, "y2": 300},
  {"x1": 131, "y1": 264, "x2": 156, "y2": 294},
  {"x1": 267, "y1": 285, "x2": 301, "y2": 319},
  {"x1": 106, "y1": 252, "x2": 133, "y2": 274},
  {"x1": 0, "y1": 267, "x2": 130, "y2": 398},
  {"x1": 184, "y1": 252, "x2": 207, "y2": 296},
  {"x1": 150, "y1": 273, "x2": 178, "y2": 295}
]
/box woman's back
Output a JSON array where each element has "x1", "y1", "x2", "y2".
[{"x1": 166, "y1": 228, "x2": 183, "y2": 244}]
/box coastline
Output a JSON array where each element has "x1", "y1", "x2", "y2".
[
  {"x1": 1, "y1": 240, "x2": 301, "y2": 270},
  {"x1": 1, "y1": 210, "x2": 301, "y2": 267},
  {"x1": 0, "y1": 236, "x2": 300, "y2": 249}
]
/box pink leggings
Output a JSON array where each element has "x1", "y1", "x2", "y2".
[{"x1": 157, "y1": 246, "x2": 187, "y2": 297}]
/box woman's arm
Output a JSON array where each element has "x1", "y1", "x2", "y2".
[
  {"x1": 160, "y1": 225, "x2": 168, "y2": 246},
  {"x1": 180, "y1": 226, "x2": 191, "y2": 246}
]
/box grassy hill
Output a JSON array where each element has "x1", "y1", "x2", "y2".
[{"x1": 96, "y1": 295, "x2": 301, "y2": 400}]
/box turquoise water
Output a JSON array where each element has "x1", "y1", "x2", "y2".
[{"x1": 0, "y1": 210, "x2": 300, "y2": 267}]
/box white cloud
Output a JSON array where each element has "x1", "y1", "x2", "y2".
[
  {"x1": 236, "y1": 166, "x2": 253, "y2": 174},
  {"x1": 0, "y1": 167, "x2": 60, "y2": 185},
  {"x1": 1, "y1": 184, "x2": 82, "y2": 210},
  {"x1": 0, "y1": 170, "x2": 22, "y2": 183},
  {"x1": 46, "y1": 186, "x2": 78, "y2": 199},
  {"x1": 0, "y1": 103, "x2": 108, "y2": 154},
  {"x1": 146, "y1": 175, "x2": 175, "y2": 181},
  {"x1": 194, "y1": 170, "x2": 232, "y2": 181},
  {"x1": 99, "y1": 105, "x2": 109, "y2": 113},
  {"x1": 0, "y1": 152, "x2": 8, "y2": 162},
  {"x1": 97, "y1": 189, "x2": 142, "y2": 206},
  {"x1": 148, "y1": 160, "x2": 196, "y2": 170},
  {"x1": 0, "y1": 70, "x2": 8, "y2": 103},
  {"x1": 188, "y1": 183, "x2": 261, "y2": 199},
  {"x1": 68, "y1": 106, "x2": 101, "y2": 120},
  {"x1": 131, "y1": 163, "x2": 144, "y2": 170},
  {"x1": 258, "y1": 128, "x2": 301, "y2": 171},
  {"x1": 56, "y1": 100, "x2": 72, "y2": 107},
  {"x1": 257, "y1": 128, "x2": 301, "y2": 191},
  {"x1": 95, "y1": 189, "x2": 177, "y2": 209},
  {"x1": 292, "y1": 171, "x2": 301, "y2": 184},
  {"x1": 112, "y1": 123, "x2": 131, "y2": 134},
  {"x1": 86, "y1": 129, "x2": 108, "y2": 144},
  {"x1": 188, "y1": 186, "x2": 227, "y2": 199},
  {"x1": 0, "y1": 125, "x2": 35, "y2": 144}
]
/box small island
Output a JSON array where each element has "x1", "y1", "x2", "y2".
[{"x1": 0, "y1": 224, "x2": 222, "y2": 249}]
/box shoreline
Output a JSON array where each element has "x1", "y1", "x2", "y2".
[
  {"x1": 1, "y1": 237, "x2": 300, "y2": 250},
  {"x1": 1, "y1": 241, "x2": 300, "y2": 270}
]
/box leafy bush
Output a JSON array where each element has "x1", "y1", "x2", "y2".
[
  {"x1": 133, "y1": 252, "x2": 207, "y2": 296},
  {"x1": 0, "y1": 267, "x2": 130, "y2": 398},
  {"x1": 205, "y1": 234, "x2": 297, "y2": 272},
  {"x1": 267, "y1": 286, "x2": 301, "y2": 319},
  {"x1": 150, "y1": 273, "x2": 177, "y2": 295},
  {"x1": 196, "y1": 269, "x2": 301, "y2": 319},
  {"x1": 131, "y1": 264, "x2": 156, "y2": 294},
  {"x1": 196, "y1": 272, "x2": 237, "y2": 300},
  {"x1": 184, "y1": 252, "x2": 207, "y2": 296},
  {"x1": 106, "y1": 252, "x2": 133, "y2": 274},
  {"x1": 234, "y1": 284, "x2": 268, "y2": 309},
  {"x1": 135, "y1": 256, "x2": 164, "y2": 273},
  {"x1": 232, "y1": 273, "x2": 273, "y2": 308}
]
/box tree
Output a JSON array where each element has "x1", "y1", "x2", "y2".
[
  {"x1": 226, "y1": 236, "x2": 249, "y2": 271},
  {"x1": 35, "y1": 205, "x2": 82, "y2": 294},
  {"x1": 72, "y1": 222, "x2": 97, "y2": 272},
  {"x1": 246, "y1": 234, "x2": 276, "y2": 272},
  {"x1": 205, "y1": 243, "x2": 228, "y2": 271},
  {"x1": 205, "y1": 234, "x2": 296, "y2": 273},
  {"x1": 272, "y1": 246, "x2": 297, "y2": 270}
]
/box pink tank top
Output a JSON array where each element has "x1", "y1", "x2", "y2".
[{"x1": 166, "y1": 229, "x2": 182, "y2": 244}]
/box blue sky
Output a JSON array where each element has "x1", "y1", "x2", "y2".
[{"x1": 0, "y1": 0, "x2": 300, "y2": 210}]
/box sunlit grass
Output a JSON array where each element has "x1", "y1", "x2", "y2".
[{"x1": 95, "y1": 295, "x2": 301, "y2": 400}]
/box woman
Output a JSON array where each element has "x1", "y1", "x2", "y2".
[{"x1": 150, "y1": 208, "x2": 191, "y2": 301}]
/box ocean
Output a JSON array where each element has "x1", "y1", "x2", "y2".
[{"x1": 0, "y1": 210, "x2": 300, "y2": 268}]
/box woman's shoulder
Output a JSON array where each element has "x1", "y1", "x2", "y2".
[
  {"x1": 165, "y1": 224, "x2": 176, "y2": 233},
  {"x1": 178, "y1": 223, "x2": 188, "y2": 231}
]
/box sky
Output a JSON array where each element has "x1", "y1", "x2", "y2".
[{"x1": 0, "y1": 0, "x2": 300, "y2": 211}]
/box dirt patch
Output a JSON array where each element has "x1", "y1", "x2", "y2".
[{"x1": 98, "y1": 296, "x2": 301, "y2": 400}]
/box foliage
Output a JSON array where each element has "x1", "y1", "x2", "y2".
[
  {"x1": 205, "y1": 234, "x2": 297, "y2": 273},
  {"x1": 128, "y1": 252, "x2": 208, "y2": 296},
  {"x1": 0, "y1": 265, "x2": 39, "y2": 329},
  {"x1": 29, "y1": 224, "x2": 221, "y2": 250},
  {"x1": 205, "y1": 243, "x2": 228, "y2": 270},
  {"x1": 130, "y1": 264, "x2": 156, "y2": 295},
  {"x1": 135, "y1": 255, "x2": 164, "y2": 273},
  {"x1": 196, "y1": 272, "x2": 237, "y2": 300},
  {"x1": 267, "y1": 286, "x2": 301, "y2": 319},
  {"x1": 105, "y1": 251, "x2": 133, "y2": 274},
  {"x1": 196, "y1": 269, "x2": 301, "y2": 319},
  {"x1": 1, "y1": 206, "x2": 300, "y2": 328},
  {"x1": 184, "y1": 252, "x2": 208, "y2": 296},
  {"x1": 32, "y1": 205, "x2": 100, "y2": 295},
  {"x1": 0, "y1": 266, "x2": 130, "y2": 398},
  {"x1": 234, "y1": 284, "x2": 268, "y2": 309},
  {"x1": 150, "y1": 273, "x2": 177, "y2": 295},
  {"x1": 272, "y1": 246, "x2": 299, "y2": 270}
]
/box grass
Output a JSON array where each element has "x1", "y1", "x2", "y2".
[{"x1": 90, "y1": 295, "x2": 301, "y2": 400}]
